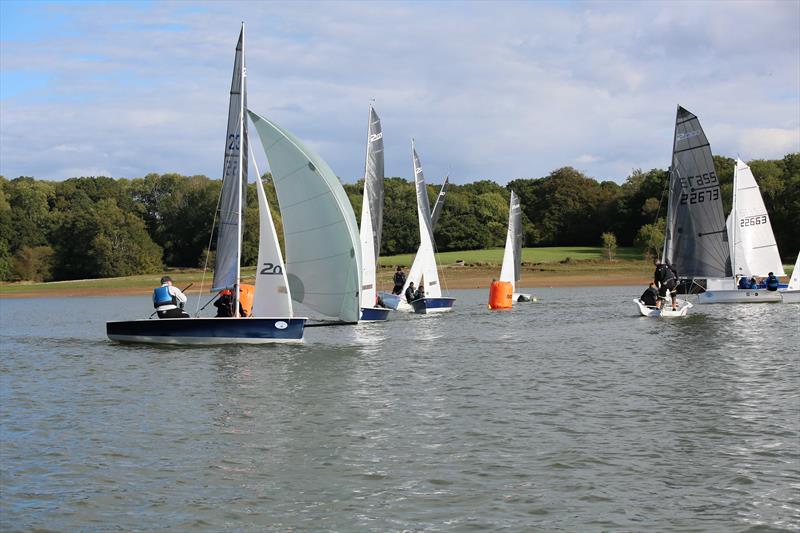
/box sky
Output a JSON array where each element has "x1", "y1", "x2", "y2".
[{"x1": 1, "y1": 0, "x2": 798, "y2": 185}]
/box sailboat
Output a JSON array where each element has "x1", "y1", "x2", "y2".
[
  {"x1": 107, "y1": 25, "x2": 306, "y2": 344},
  {"x1": 498, "y1": 190, "x2": 534, "y2": 304},
  {"x1": 248, "y1": 109, "x2": 362, "y2": 324},
  {"x1": 399, "y1": 140, "x2": 455, "y2": 314},
  {"x1": 634, "y1": 105, "x2": 732, "y2": 317},
  {"x1": 379, "y1": 176, "x2": 449, "y2": 311},
  {"x1": 698, "y1": 158, "x2": 784, "y2": 303},
  {"x1": 358, "y1": 105, "x2": 390, "y2": 321},
  {"x1": 779, "y1": 252, "x2": 800, "y2": 303}
]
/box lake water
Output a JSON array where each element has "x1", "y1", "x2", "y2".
[{"x1": 1, "y1": 286, "x2": 798, "y2": 531}]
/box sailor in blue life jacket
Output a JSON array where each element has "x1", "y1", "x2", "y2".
[
  {"x1": 738, "y1": 276, "x2": 752, "y2": 289},
  {"x1": 766, "y1": 272, "x2": 780, "y2": 291},
  {"x1": 653, "y1": 259, "x2": 678, "y2": 310},
  {"x1": 153, "y1": 276, "x2": 189, "y2": 318},
  {"x1": 405, "y1": 282, "x2": 416, "y2": 303}
]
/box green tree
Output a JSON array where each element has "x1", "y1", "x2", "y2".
[
  {"x1": 10, "y1": 245, "x2": 54, "y2": 281},
  {"x1": 634, "y1": 219, "x2": 665, "y2": 261},
  {"x1": 601, "y1": 232, "x2": 617, "y2": 260}
]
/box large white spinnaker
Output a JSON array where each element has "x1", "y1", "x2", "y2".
[
  {"x1": 359, "y1": 105, "x2": 384, "y2": 310},
  {"x1": 727, "y1": 158, "x2": 784, "y2": 278},
  {"x1": 248, "y1": 110, "x2": 362, "y2": 323},
  {"x1": 401, "y1": 175, "x2": 449, "y2": 299},
  {"x1": 499, "y1": 190, "x2": 522, "y2": 293},
  {"x1": 252, "y1": 171, "x2": 293, "y2": 317}
]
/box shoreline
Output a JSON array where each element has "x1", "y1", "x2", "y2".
[{"x1": 0, "y1": 265, "x2": 652, "y2": 299}]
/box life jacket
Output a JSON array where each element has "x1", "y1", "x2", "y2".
[
  {"x1": 153, "y1": 285, "x2": 177, "y2": 308},
  {"x1": 767, "y1": 275, "x2": 779, "y2": 290}
]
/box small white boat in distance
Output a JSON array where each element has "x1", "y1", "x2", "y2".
[
  {"x1": 780, "y1": 252, "x2": 800, "y2": 303},
  {"x1": 634, "y1": 298, "x2": 693, "y2": 317},
  {"x1": 403, "y1": 140, "x2": 455, "y2": 314}
]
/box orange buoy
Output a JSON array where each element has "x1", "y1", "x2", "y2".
[{"x1": 488, "y1": 280, "x2": 513, "y2": 310}]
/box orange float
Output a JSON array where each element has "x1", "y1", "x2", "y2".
[{"x1": 488, "y1": 280, "x2": 513, "y2": 310}]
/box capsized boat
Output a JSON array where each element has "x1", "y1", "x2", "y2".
[
  {"x1": 107, "y1": 24, "x2": 306, "y2": 344},
  {"x1": 401, "y1": 140, "x2": 454, "y2": 314},
  {"x1": 636, "y1": 105, "x2": 732, "y2": 317},
  {"x1": 379, "y1": 176, "x2": 449, "y2": 311},
  {"x1": 699, "y1": 158, "x2": 784, "y2": 304},
  {"x1": 780, "y1": 252, "x2": 800, "y2": 303},
  {"x1": 358, "y1": 105, "x2": 390, "y2": 321},
  {"x1": 489, "y1": 190, "x2": 535, "y2": 309}
]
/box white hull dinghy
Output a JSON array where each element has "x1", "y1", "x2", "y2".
[
  {"x1": 108, "y1": 25, "x2": 306, "y2": 344},
  {"x1": 399, "y1": 140, "x2": 454, "y2": 314},
  {"x1": 780, "y1": 252, "x2": 800, "y2": 303},
  {"x1": 699, "y1": 158, "x2": 785, "y2": 304},
  {"x1": 646, "y1": 106, "x2": 734, "y2": 318},
  {"x1": 633, "y1": 298, "x2": 693, "y2": 317}
]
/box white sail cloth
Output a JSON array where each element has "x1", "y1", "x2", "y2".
[
  {"x1": 359, "y1": 105, "x2": 384, "y2": 310},
  {"x1": 726, "y1": 158, "x2": 784, "y2": 277},
  {"x1": 499, "y1": 190, "x2": 522, "y2": 292},
  {"x1": 248, "y1": 110, "x2": 362, "y2": 323}
]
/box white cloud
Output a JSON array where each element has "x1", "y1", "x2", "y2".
[{"x1": 0, "y1": 0, "x2": 798, "y2": 184}]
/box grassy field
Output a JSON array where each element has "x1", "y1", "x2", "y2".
[
  {"x1": 1, "y1": 247, "x2": 644, "y2": 297},
  {"x1": 380, "y1": 246, "x2": 645, "y2": 267}
]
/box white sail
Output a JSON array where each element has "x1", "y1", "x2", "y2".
[
  {"x1": 359, "y1": 190, "x2": 377, "y2": 308},
  {"x1": 358, "y1": 105, "x2": 384, "y2": 310},
  {"x1": 789, "y1": 252, "x2": 800, "y2": 291},
  {"x1": 248, "y1": 110, "x2": 361, "y2": 323},
  {"x1": 728, "y1": 158, "x2": 784, "y2": 277},
  {"x1": 407, "y1": 140, "x2": 441, "y2": 298},
  {"x1": 252, "y1": 173, "x2": 293, "y2": 317},
  {"x1": 499, "y1": 190, "x2": 521, "y2": 291},
  {"x1": 401, "y1": 176, "x2": 449, "y2": 299}
]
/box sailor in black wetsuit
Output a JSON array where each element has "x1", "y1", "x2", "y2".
[
  {"x1": 405, "y1": 282, "x2": 416, "y2": 303},
  {"x1": 640, "y1": 282, "x2": 659, "y2": 307},
  {"x1": 653, "y1": 260, "x2": 677, "y2": 310}
]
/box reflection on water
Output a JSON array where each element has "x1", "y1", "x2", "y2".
[{"x1": 0, "y1": 288, "x2": 797, "y2": 531}]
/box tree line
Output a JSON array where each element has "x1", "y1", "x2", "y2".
[{"x1": 1, "y1": 153, "x2": 797, "y2": 282}]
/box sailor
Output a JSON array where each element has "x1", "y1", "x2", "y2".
[
  {"x1": 405, "y1": 282, "x2": 416, "y2": 303},
  {"x1": 414, "y1": 284, "x2": 426, "y2": 301},
  {"x1": 214, "y1": 288, "x2": 248, "y2": 317},
  {"x1": 738, "y1": 276, "x2": 751, "y2": 289},
  {"x1": 653, "y1": 259, "x2": 677, "y2": 311},
  {"x1": 766, "y1": 272, "x2": 779, "y2": 291},
  {"x1": 392, "y1": 266, "x2": 407, "y2": 295},
  {"x1": 153, "y1": 276, "x2": 189, "y2": 318},
  {"x1": 640, "y1": 282, "x2": 659, "y2": 307}
]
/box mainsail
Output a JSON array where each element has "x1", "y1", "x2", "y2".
[
  {"x1": 726, "y1": 158, "x2": 784, "y2": 277},
  {"x1": 401, "y1": 140, "x2": 442, "y2": 299},
  {"x1": 212, "y1": 26, "x2": 248, "y2": 293},
  {"x1": 499, "y1": 190, "x2": 522, "y2": 291},
  {"x1": 401, "y1": 176, "x2": 449, "y2": 298},
  {"x1": 789, "y1": 252, "x2": 800, "y2": 291},
  {"x1": 248, "y1": 110, "x2": 362, "y2": 323},
  {"x1": 663, "y1": 106, "x2": 731, "y2": 278},
  {"x1": 359, "y1": 105, "x2": 384, "y2": 310}
]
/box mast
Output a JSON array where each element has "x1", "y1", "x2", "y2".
[
  {"x1": 235, "y1": 22, "x2": 245, "y2": 317},
  {"x1": 731, "y1": 158, "x2": 738, "y2": 279}
]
